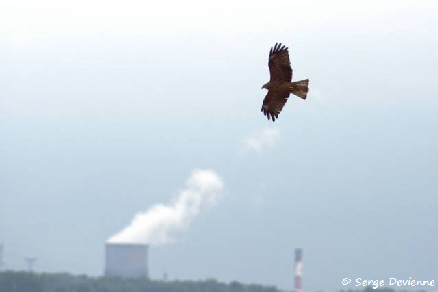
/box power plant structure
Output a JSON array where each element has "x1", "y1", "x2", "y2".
[
  {"x1": 24, "y1": 257, "x2": 37, "y2": 272},
  {"x1": 295, "y1": 248, "x2": 303, "y2": 292},
  {"x1": 105, "y1": 243, "x2": 149, "y2": 279}
]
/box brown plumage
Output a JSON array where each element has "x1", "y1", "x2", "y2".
[{"x1": 261, "y1": 43, "x2": 309, "y2": 121}]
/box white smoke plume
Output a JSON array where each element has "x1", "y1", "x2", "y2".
[
  {"x1": 107, "y1": 169, "x2": 224, "y2": 245},
  {"x1": 243, "y1": 127, "x2": 280, "y2": 152}
]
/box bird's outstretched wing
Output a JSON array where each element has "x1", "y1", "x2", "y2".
[
  {"x1": 269, "y1": 43, "x2": 292, "y2": 83},
  {"x1": 261, "y1": 89, "x2": 290, "y2": 122}
]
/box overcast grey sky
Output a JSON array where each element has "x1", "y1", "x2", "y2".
[{"x1": 1, "y1": 0, "x2": 438, "y2": 291}]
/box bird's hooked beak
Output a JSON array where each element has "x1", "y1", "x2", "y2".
[{"x1": 261, "y1": 85, "x2": 266, "y2": 89}]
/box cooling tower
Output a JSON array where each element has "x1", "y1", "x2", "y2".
[
  {"x1": 105, "y1": 243, "x2": 149, "y2": 278},
  {"x1": 295, "y1": 248, "x2": 303, "y2": 292}
]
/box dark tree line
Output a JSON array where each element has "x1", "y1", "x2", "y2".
[
  {"x1": 0, "y1": 272, "x2": 430, "y2": 292},
  {"x1": 0, "y1": 271, "x2": 279, "y2": 292}
]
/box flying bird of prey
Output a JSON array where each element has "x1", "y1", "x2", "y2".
[{"x1": 261, "y1": 43, "x2": 309, "y2": 121}]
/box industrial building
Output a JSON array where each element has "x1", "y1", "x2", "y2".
[{"x1": 104, "y1": 243, "x2": 149, "y2": 278}]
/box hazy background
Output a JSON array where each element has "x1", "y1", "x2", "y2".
[{"x1": 1, "y1": 0, "x2": 438, "y2": 291}]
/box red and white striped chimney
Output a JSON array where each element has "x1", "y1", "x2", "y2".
[{"x1": 295, "y1": 248, "x2": 303, "y2": 292}]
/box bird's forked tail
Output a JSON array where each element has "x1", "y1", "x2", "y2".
[{"x1": 290, "y1": 79, "x2": 309, "y2": 99}]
